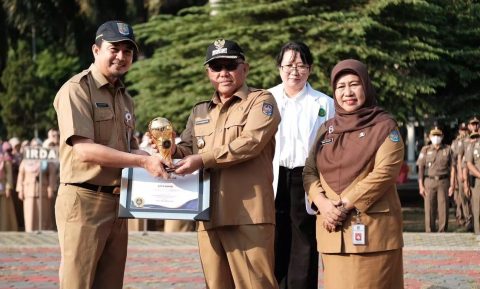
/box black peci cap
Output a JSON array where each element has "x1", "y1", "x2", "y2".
[
  {"x1": 95, "y1": 21, "x2": 138, "y2": 52},
  {"x1": 204, "y1": 39, "x2": 245, "y2": 65}
]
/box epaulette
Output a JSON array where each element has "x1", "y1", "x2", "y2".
[
  {"x1": 69, "y1": 68, "x2": 91, "y2": 84},
  {"x1": 248, "y1": 87, "x2": 263, "y2": 93},
  {"x1": 192, "y1": 100, "x2": 212, "y2": 111},
  {"x1": 193, "y1": 100, "x2": 210, "y2": 107}
]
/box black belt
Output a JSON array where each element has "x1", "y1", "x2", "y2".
[
  {"x1": 280, "y1": 166, "x2": 304, "y2": 174},
  {"x1": 426, "y1": 175, "x2": 448, "y2": 180},
  {"x1": 69, "y1": 183, "x2": 120, "y2": 194}
]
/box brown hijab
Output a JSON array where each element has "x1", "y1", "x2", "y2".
[{"x1": 316, "y1": 59, "x2": 397, "y2": 193}]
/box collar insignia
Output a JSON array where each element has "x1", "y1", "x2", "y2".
[{"x1": 328, "y1": 125, "x2": 334, "y2": 134}]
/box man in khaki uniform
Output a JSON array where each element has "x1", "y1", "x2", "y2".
[
  {"x1": 173, "y1": 39, "x2": 281, "y2": 289},
  {"x1": 465, "y1": 117, "x2": 480, "y2": 234},
  {"x1": 53, "y1": 21, "x2": 170, "y2": 289},
  {"x1": 451, "y1": 122, "x2": 472, "y2": 229},
  {"x1": 417, "y1": 127, "x2": 455, "y2": 232}
]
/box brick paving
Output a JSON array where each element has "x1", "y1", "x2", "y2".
[{"x1": 0, "y1": 231, "x2": 479, "y2": 289}]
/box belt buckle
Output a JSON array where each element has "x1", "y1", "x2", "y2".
[
  {"x1": 434, "y1": 176, "x2": 440, "y2": 180},
  {"x1": 112, "y1": 187, "x2": 120, "y2": 195}
]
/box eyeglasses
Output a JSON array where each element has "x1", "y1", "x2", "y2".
[
  {"x1": 208, "y1": 61, "x2": 243, "y2": 72},
  {"x1": 280, "y1": 64, "x2": 310, "y2": 73}
]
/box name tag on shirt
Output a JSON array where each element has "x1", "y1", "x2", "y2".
[{"x1": 95, "y1": 102, "x2": 109, "y2": 108}]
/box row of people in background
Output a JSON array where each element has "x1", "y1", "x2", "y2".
[
  {"x1": 417, "y1": 116, "x2": 480, "y2": 234},
  {"x1": 0, "y1": 129, "x2": 60, "y2": 232}
]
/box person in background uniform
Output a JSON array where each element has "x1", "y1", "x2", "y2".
[
  {"x1": 43, "y1": 128, "x2": 60, "y2": 230},
  {"x1": 451, "y1": 122, "x2": 472, "y2": 229},
  {"x1": 465, "y1": 116, "x2": 480, "y2": 234},
  {"x1": 303, "y1": 59, "x2": 404, "y2": 289},
  {"x1": 16, "y1": 138, "x2": 56, "y2": 232},
  {"x1": 53, "y1": 21, "x2": 170, "y2": 289},
  {"x1": 0, "y1": 141, "x2": 18, "y2": 231},
  {"x1": 172, "y1": 39, "x2": 281, "y2": 289},
  {"x1": 9, "y1": 137, "x2": 23, "y2": 230},
  {"x1": 461, "y1": 117, "x2": 479, "y2": 224},
  {"x1": 268, "y1": 41, "x2": 334, "y2": 289},
  {"x1": 417, "y1": 127, "x2": 455, "y2": 232}
]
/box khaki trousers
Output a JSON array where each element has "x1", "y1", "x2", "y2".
[
  {"x1": 55, "y1": 184, "x2": 128, "y2": 289},
  {"x1": 322, "y1": 248, "x2": 404, "y2": 289},
  {"x1": 456, "y1": 176, "x2": 472, "y2": 228},
  {"x1": 472, "y1": 180, "x2": 480, "y2": 234},
  {"x1": 424, "y1": 178, "x2": 449, "y2": 232},
  {"x1": 198, "y1": 224, "x2": 279, "y2": 289}
]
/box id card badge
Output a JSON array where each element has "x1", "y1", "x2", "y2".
[{"x1": 352, "y1": 224, "x2": 366, "y2": 245}]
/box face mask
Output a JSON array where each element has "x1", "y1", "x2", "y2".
[{"x1": 430, "y1": 136, "x2": 443, "y2": 145}]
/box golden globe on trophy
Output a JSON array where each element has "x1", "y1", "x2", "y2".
[{"x1": 148, "y1": 117, "x2": 174, "y2": 163}]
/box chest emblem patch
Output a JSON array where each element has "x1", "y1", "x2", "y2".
[
  {"x1": 197, "y1": 137, "x2": 205, "y2": 149},
  {"x1": 124, "y1": 111, "x2": 132, "y2": 126},
  {"x1": 318, "y1": 107, "x2": 326, "y2": 117}
]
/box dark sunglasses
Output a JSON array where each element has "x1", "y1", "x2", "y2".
[{"x1": 208, "y1": 61, "x2": 243, "y2": 72}]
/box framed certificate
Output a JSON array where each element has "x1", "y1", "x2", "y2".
[{"x1": 118, "y1": 166, "x2": 210, "y2": 221}]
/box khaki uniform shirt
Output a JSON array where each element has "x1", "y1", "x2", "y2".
[
  {"x1": 416, "y1": 144, "x2": 453, "y2": 177},
  {"x1": 451, "y1": 138, "x2": 463, "y2": 167},
  {"x1": 174, "y1": 84, "x2": 281, "y2": 230},
  {"x1": 53, "y1": 64, "x2": 138, "y2": 186},
  {"x1": 459, "y1": 139, "x2": 469, "y2": 169},
  {"x1": 465, "y1": 140, "x2": 480, "y2": 173}
]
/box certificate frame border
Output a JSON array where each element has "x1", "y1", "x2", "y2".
[{"x1": 118, "y1": 167, "x2": 210, "y2": 221}]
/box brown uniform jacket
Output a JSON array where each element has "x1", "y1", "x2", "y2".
[
  {"x1": 53, "y1": 64, "x2": 138, "y2": 186},
  {"x1": 303, "y1": 127, "x2": 404, "y2": 253},
  {"x1": 174, "y1": 84, "x2": 281, "y2": 230}
]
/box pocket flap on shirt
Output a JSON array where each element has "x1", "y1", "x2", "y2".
[
  {"x1": 194, "y1": 123, "x2": 215, "y2": 137},
  {"x1": 224, "y1": 118, "x2": 247, "y2": 128},
  {"x1": 94, "y1": 109, "x2": 114, "y2": 121}
]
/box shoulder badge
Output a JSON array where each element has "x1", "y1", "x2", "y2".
[
  {"x1": 389, "y1": 130, "x2": 400, "y2": 142},
  {"x1": 262, "y1": 102, "x2": 274, "y2": 116}
]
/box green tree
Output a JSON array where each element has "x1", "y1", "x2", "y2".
[
  {"x1": 0, "y1": 41, "x2": 40, "y2": 139},
  {"x1": 128, "y1": 0, "x2": 459, "y2": 130},
  {"x1": 0, "y1": 41, "x2": 79, "y2": 139}
]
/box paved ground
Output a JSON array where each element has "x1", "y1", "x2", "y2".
[{"x1": 0, "y1": 231, "x2": 479, "y2": 289}]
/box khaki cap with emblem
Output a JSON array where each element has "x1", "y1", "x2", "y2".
[
  {"x1": 429, "y1": 126, "x2": 443, "y2": 136},
  {"x1": 95, "y1": 20, "x2": 139, "y2": 52}
]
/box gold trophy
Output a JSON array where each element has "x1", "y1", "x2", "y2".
[{"x1": 148, "y1": 117, "x2": 174, "y2": 163}]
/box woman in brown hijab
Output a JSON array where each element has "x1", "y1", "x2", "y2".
[{"x1": 303, "y1": 59, "x2": 404, "y2": 289}]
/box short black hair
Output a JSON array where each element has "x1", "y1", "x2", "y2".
[{"x1": 275, "y1": 41, "x2": 313, "y2": 67}]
